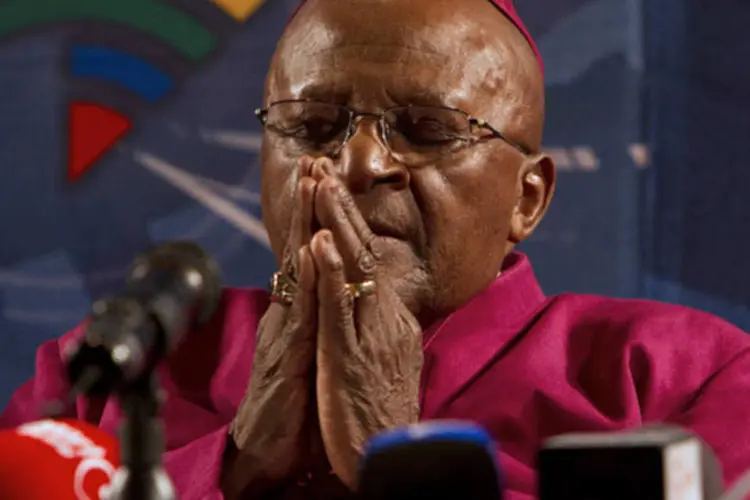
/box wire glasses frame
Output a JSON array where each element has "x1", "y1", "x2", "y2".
[{"x1": 254, "y1": 99, "x2": 532, "y2": 164}]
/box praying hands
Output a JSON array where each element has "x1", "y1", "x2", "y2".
[{"x1": 226, "y1": 156, "x2": 422, "y2": 496}]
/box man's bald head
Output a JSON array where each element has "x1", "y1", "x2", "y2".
[
  {"x1": 269, "y1": 0, "x2": 546, "y2": 149},
  {"x1": 288, "y1": 0, "x2": 543, "y2": 71}
]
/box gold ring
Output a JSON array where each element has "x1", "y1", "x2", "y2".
[
  {"x1": 344, "y1": 279, "x2": 377, "y2": 299},
  {"x1": 269, "y1": 271, "x2": 297, "y2": 305}
]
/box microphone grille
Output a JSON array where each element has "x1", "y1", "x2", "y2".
[{"x1": 127, "y1": 241, "x2": 222, "y2": 325}]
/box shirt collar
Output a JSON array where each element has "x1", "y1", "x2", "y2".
[
  {"x1": 419, "y1": 252, "x2": 548, "y2": 415},
  {"x1": 423, "y1": 252, "x2": 546, "y2": 349}
]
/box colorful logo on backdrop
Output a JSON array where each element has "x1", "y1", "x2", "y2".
[{"x1": 0, "y1": 0, "x2": 265, "y2": 182}]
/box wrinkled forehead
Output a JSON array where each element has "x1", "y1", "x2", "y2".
[
  {"x1": 269, "y1": 0, "x2": 537, "y2": 114},
  {"x1": 288, "y1": 0, "x2": 542, "y2": 72}
]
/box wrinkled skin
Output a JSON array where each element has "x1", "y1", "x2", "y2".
[{"x1": 224, "y1": 0, "x2": 555, "y2": 497}]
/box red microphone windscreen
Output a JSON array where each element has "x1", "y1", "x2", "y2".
[{"x1": 0, "y1": 419, "x2": 119, "y2": 500}]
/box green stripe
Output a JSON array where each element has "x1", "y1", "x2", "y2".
[{"x1": 0, "y1": 0, "x2": 216, "y2": 61}]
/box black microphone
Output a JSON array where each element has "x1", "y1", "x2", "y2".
[
  {"x1": 358, "y1": 421, "x2": 503, "y2": 500},
  {"x1": 64, "y1": 241, "x2": 222, "y2": 397},
  {"x1": 537, "y1": 424, "x2": 723, "y2": 500}
]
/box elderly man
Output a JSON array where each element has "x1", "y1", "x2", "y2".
[{"x1": 3, "y1": 0, "x2": 750, "y2": 498}]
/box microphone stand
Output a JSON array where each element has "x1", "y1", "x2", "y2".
[
  {"x1": 108, "y1": 373, "x2": 176, "y2": 500},
  {"x1": 61, "y1": 241, "x2": 223, "y2": 500}
]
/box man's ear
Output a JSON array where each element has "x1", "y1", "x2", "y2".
[{"x1": 508, "y1": 153, "x2": 556, "y2": 244}]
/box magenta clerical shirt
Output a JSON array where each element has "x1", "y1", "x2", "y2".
[{"x1": 2, "y1": 253, "x2": 750, "y2": 499}]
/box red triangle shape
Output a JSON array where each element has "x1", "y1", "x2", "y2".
[{"x1": 68, "y1": 101, "x2": 132, "y2": 182}]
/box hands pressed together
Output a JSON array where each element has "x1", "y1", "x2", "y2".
[{"x1": 224, "y1": 156, "x2": 424, "y2": 498}]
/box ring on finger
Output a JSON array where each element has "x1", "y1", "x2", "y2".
[
  {"x1": 344, "y1": 279, "x2": 377, "y2": 299},
  {"x1": 269, "y1": 271, "x2": 297, "y2": 305}
]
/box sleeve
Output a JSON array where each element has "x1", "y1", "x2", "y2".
[
  {"x1": 0, "y1": 333, "x2": 80, "y2": 427},
  {"x1": 670, "y1": 347, "x2": 750, "y2": 486},
  {"x1": 162, "y1": 424, "x2": 232, "y2": 500}
]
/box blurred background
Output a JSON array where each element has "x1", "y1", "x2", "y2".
[{"x1": 0, "y1": 0, "x2": 748, "y2": 408}]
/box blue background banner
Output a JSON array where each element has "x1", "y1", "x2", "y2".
[{"x1": 0, "y1": 0, "x2": 747, "y2": 408}]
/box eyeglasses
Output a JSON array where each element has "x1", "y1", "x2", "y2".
[{"x1": 255, "y1": 99, "x2": 531, "y2": 165}]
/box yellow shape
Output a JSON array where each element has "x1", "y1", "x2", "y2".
[{"x1": 212, "y1": 0, "x2": 265, "y2": 22}]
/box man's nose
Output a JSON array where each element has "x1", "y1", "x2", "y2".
[{"x1": 336, "y1": 118, "x2": 410, "y2": 194}]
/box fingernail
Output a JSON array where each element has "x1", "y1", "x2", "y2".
[
  {"x1": 322, "y1": 158, "x2": 336, "y2": 176},
  {"x1": 298, "y1": 156, "x2": 311, "y2": 174}
]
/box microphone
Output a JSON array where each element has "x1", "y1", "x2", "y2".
[
  {"x1": 537, "y1": 424, "x2": 723, "y2": 500},
  {"x1": 358, "y1": 421, "x2": 503, "y2": 500},
  {"x1": 0, "y1": 418, "x2": 119, "y2": 499},
  {"x1": 65, "y1": 241, "x2": 222, "y2": 397}
]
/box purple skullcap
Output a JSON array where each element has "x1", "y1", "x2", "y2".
[
  {"x1": 288, "y1": 0, "x2": 543, "y2": 74},
  {"x1": 487, "y1": 0, "x2": 542, "y2": 72}
]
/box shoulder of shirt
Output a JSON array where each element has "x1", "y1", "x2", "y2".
[
  {"x1": 544, "y1": 292, "x2": 750, "y2": 359},
  {"x1": 548, "y1": 292, "x2": 745, "y2": 332}
]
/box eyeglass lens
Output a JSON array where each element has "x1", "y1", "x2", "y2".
[{"x1": 262, "y1": 101, "x2": 477, "y2": 164}]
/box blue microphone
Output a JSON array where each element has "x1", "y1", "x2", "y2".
[{"x1": 358, "y1": 421, "x2": 503, "y2": 500}]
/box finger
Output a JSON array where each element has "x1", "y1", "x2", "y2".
[
  {"x1": 289, "y1": 244, "x2": 317, "y2": 341},
  {"x1": 332, "y1": 187, "x2": 385, "y2": 326},
  {"x1": 311, "y1": 230, "x2": 357, "y2": 352},
  {"x1": 262, "y1": 246, "x2": 316, "y2": 354},
  {"x1": 294, "y1": 155, "x2": 317, "y2": 243},
  {"x1": 310, "y1": 156, "x2": 335, "y2": 182},
  {"x1": 298, "y1": 154, "x2": 315, "y2": 177},
  {"x1": 297, "y1": 244, "x2": 317, "y2": 295},
  {"x1": 297, "y1": 177, "x2": 317, "y2": 247},
  {"x1": 352, "y1": 280, "x2": 380, "y2": 334},
  {"x1": 281, "y1": 161, "x2": 318, "y2": 275},
  {"x1": 315, "y1": 177, "x2": 376, "y2": 282},
  {"x1": 274, "y1": 245, "x2": 318, "y2": 378},
  {"x1": 282, "y1": 157, "x2": 312, "y2": 244},
  {"x1": 334, "y1": 180, "x2": 381, "y2": 258},
  {"x1": 307, "y1": 156, "x2": 371, "y2": 244}
]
